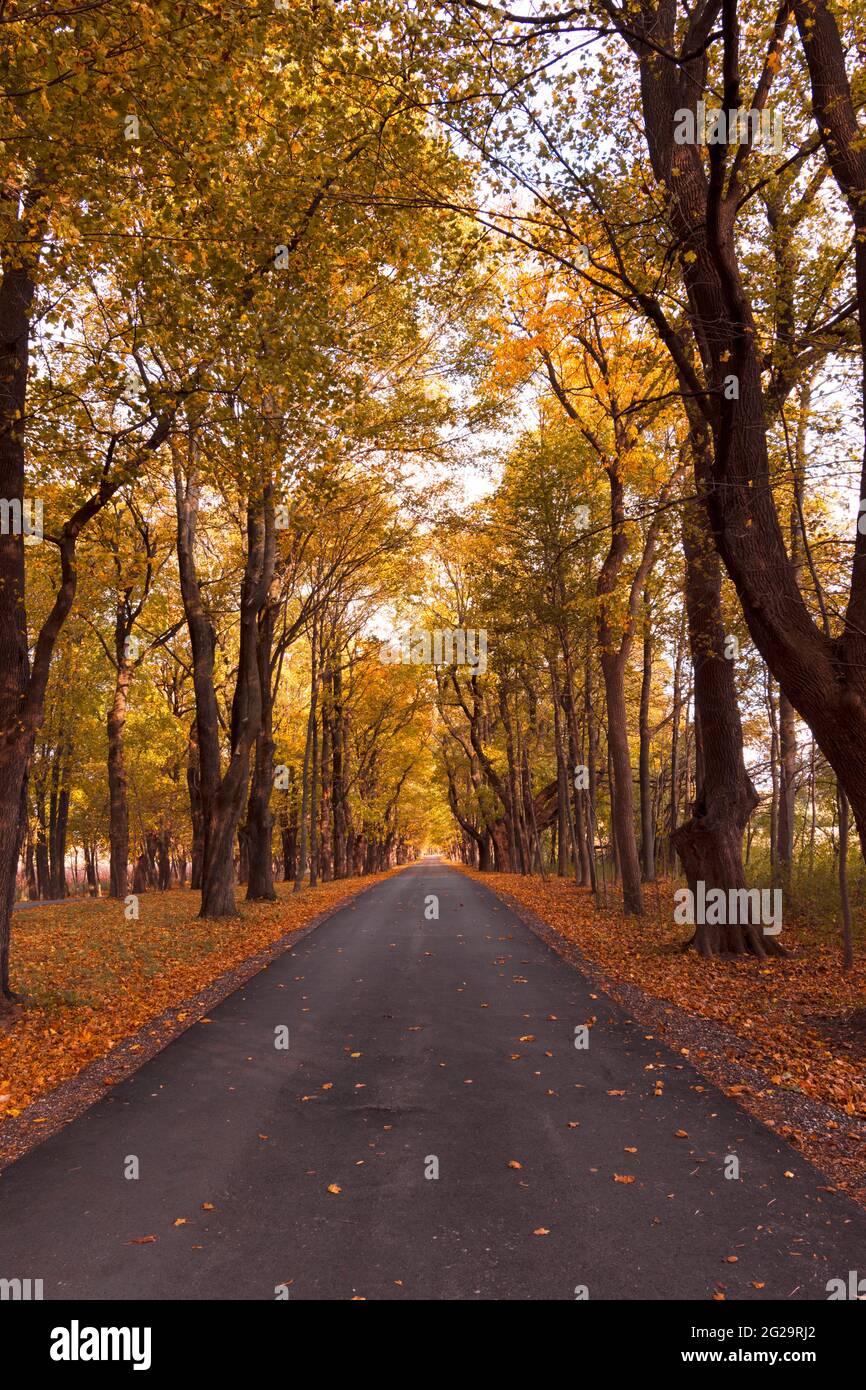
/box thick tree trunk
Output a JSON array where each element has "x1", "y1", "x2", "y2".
[
  {"x1": 199, "y1": 497, "x2": 273, "y2": 917},
  {"x1": 174, "y1": 449, "x2": 275, "y2": 918},
  {"x1": 672, "y1": 500, "x2": 770, "y2": 957},
  {"x1": 0, "y1": 208, "x2": 40, "y2": 1003}
]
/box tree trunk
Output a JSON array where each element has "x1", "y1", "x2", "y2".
[
  {"x1": 638, "y1": 593, "x2": 655, "y2": 882},
  {"x1": 246, "y1": 602, "x2": 277, "y2": 901},
  {"x1": 672, "y1": 499, "x2": 768, "y2": 957},
  {"x1": 187, "y1": 721, "x2": 204, "y2": 891},
  {"x1": 174, "y1": 448, "x2": 275, "y2": 918},
  {"x1": 107, "y1": 659, "x2": 132, "y2": 898},
  {"x1": 621, "y1": 4, "x2": 866, "y2": 859},
  {"x1": 293, "y1": 625, "x2": 318, "y2": 893},
  {"x1": 48, "y1": 745, "x2": 69, "y2": 899}
]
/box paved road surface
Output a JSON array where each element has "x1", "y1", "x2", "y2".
[{"x1": 1, "y1": 860, "x2": 864, "y2": 1301}]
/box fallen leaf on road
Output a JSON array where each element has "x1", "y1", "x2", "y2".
[
  {"x1": 533, "y1": 1228, "x2": 550, "y2": 1236},
  {"x1": 613, "y1": 1174, "x2": 635, "y2": 1184},
  {"x1": 128, "y1": 1235, "x2": 156, "y2": 1244},
  {"x1": 327, "y1": 1184, "x2": 342, "y2": 1194}
]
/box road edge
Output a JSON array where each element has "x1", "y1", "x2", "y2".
[{"x1": 0, "y1": 866, "x2": 412, "y2": 1175}]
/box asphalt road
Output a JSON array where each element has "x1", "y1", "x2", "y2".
[{"x1": 1, "y1": 859, "x2": 864, "y2": 1301}]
